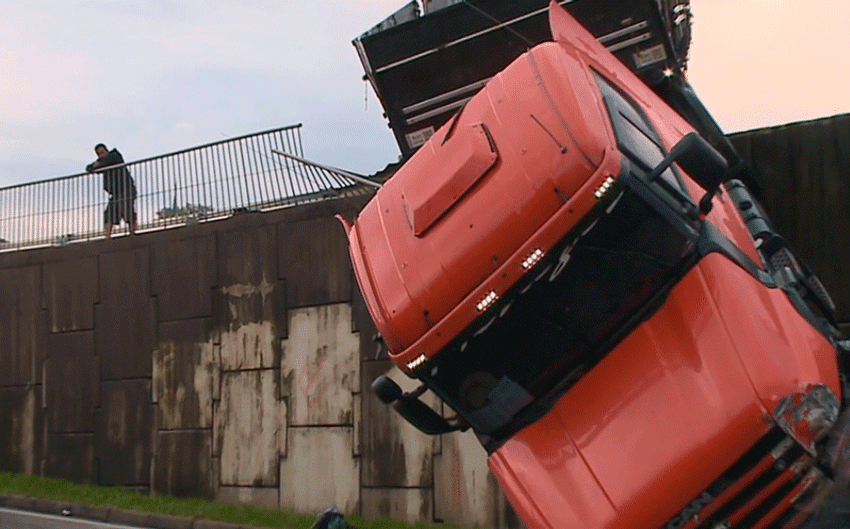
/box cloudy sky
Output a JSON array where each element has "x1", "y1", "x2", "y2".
[{"x1": 2, "y1": 0, "x2": 848, "y2": 188}]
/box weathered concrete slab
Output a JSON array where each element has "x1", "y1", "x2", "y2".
[
  {"x1": 43, "y1": 258, "x2": 97, "y2": 332},
  {"x1": 216, "y1": 308, "x2": 282, "y2": 371},
  {"x1": 95, "y1": 379, "x2": 153, "y2": 486},
  {"x1": 0, "y1": 386, "x2": 42, "y2": 474},
  {"x1": 434, "y1": 429, "x2": 506, "y2": 528},
  {"x1": 97, "y1": 247, "x2": 155, "y2": 379},
  {"x1": 281, "y1": 303, "x2": 360, "y2": 426},
  {"x1": 215, "y1": 370, "x2": 284, "y2": 487},
  {"x1": 152, "y1": 235, "x2": 216, "y2": 321},
  {"x1": 45, "y1": 331, "x2": 97, "y2": 433},
  {"x1": 153, "y1": 318, "x2": 217, "y2": 430},
  {"x1": 215, "y1": 226, "x2": 286, "y2": 370},
  {"x1": 45, "y1": 433, "x2": 94, "y2": 483},
  {"x1": 0, "y1": 266, "x2": 43, "y2": 386},
  {"x1": 277, "y1": 217, "x2": 352, "y2": 307},
  {"x1": 360, "y1": 487, "x2": 432, "y2": 524},
  {"x1": 217, "y1": 225, "x2": 277, "y2": 287},
  {"x1": 279, "y1": 426, "x2": 358, "y2": 514},
  {"x1": 154, "y1": 430, "x2": 213, "y2": 498},
  {"x1": 361, "y1": 362, "x2": 437, "y2": 488},
  {"x1": 351, "y1": 288, "x2": 383, "y2": 361},
  {"x1": 216, "y1": 486, "x2": 279, "y2": 510}
]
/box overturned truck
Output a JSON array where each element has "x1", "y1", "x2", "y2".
[{"x1": 340, "y1": 2, "x2": 850, "y2": 528}]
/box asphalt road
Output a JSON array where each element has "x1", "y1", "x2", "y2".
[{"x1": 0, "y1": 507, "x2": 145, "y2": 529}]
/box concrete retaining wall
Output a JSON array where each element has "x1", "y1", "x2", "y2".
[{"x1": 0, "y1": 196, "x2": 518, "y2": 528}]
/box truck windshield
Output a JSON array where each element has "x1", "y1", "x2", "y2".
[{"x1": 420, "y1": 186, "x2": 697, "y2": 440}]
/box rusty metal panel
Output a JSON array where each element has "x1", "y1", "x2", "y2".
[
  {"x1": 0, "y1": 387, "x2": 42, "y2": 474},
  {"x1": 154, "y1": 319, "x2": 217, "y2": 430},
  {"x1": 817, "y1": 119, "x2": 850, "y2": 321},
  {"x1": 783, "y1": 118, "x2": 850, "y2": 322},
  {"x1": 360, "y1": 487, "x2": 433, "y2": 524},
  {"x1": 45, "y1": 331, "x2": 97, "y2": 433},
  {"x1": 278, "y1": 217, "x2": 352, "y2": 307},
  {"x1": 731, "y1": 114, "x2": 850, "y2": 322},
  {"x1": 0, "y1": 266, "x2": 42, "y2": 386},
  {"x1": 45, "y1": 433, "x2": 94, "y2": 483},
  {"x1": 361, "y1": 361, "x2": 436, "y2": 488},
  {"x1": 281, "y1": 304, "x2": 360, "y2": 426},
  {"x1": 215, "y1": 369, "x2": 284, "y2": 487},
  {"x1": 43, "y1": 258, "x2": 97, "y2": 332},
  {"x1": 95, "y1": 379, "x2": 153, "y2": 486},
  {"x1": 153, "y1": 430, "x2": 213, "y2": 498},
  {"x1": 97, "y1": 248, "x2": 155, "y2": 380},
  {"x1": 279, "y1": 426, "x2": 358, "y2": 514},
  {"x1": 152, "y1": 236, "x2": 216, "y2": 322}
]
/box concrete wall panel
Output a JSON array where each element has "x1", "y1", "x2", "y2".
[
  {"x1": 45, "y1": 433, "x2": 94, "y2": 483},
  {"x1": 45, "y1": 331, "x2": 97, "y2": 433},
  {"x1": 0, "y1": 387, "x2": 41, "y2": 474},
  {"x1": 216, "y1": 486, "x2": 279, "y2": 510},
  {"x1": 154, "y1": 319, "x2": 217, "y2": 430},
  {"x1": 0, "y1": 266, "x2": 42, "y2": 386},
  {"x1": 278, "y1": 217, "x2": 352, "y2": 307},
  {"x1": 97, "y1": 248, "x2": 154, "y2": 379},
  {"x1": 96, "y1": 379, "x2": 153, "y2": 486},
  {"x1": 154, "y1": 430, "x2": 213, "y2": 498},
  {"x1": 281, "y1": 303, "x2": 360, "y2": 426},
  {"x1": 43, "y1": 258, "x2": 96, "y2": 332},
  {"x1": 361, "y1": 362, "x2": 436, "y2": 488},
  {"x1": 434, "y1": 429, "x2": 502, "y2": 528},
  {"x1": 216, "y1": 370, "x2": 283, "y2": 487},
  {"x1": 216, "y1": 225, "x2": 286, "y2": 370},
  {"x1": 279, "y1": 426, "x2": 358, "y2": 514},
  {"x1": 218, "y1": 317, "x2": 280, "y2": 371},
  {"x1": 360, "y1": 487, "x2": 432, "y2": 524},
  {"x1": 218, "y1": 225, "x2": 277, "y2": 287},
  {"x1": 152, "y1": 236, "x2": 215, "y2": 321}
]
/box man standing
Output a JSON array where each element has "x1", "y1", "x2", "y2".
[{"x1": 86, "y1": 143, "x2": 137, "y2": 238}]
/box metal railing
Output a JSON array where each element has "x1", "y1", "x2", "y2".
[{"x1": 0, "y1": 125, "x2": 376, "y2": 251}]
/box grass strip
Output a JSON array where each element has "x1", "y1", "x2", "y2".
[{"x1": 0, "y1": 472, "x2": 463, "y2": 529}]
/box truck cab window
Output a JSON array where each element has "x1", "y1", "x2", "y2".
[
  {"x1": 592, "y1": 71, "x2": 689, "y2": 197},
  {"x1": 422, "y1": 185, "x2": 697, "y2": 439}
]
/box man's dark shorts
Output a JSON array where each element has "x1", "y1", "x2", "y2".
[{"x1": 104, "y1": 195, "x2": 136, "y2": 225}]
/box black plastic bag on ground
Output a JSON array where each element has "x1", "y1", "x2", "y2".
[{"x1": 312, "y1": 507, "x2": 357, "y2": 529}]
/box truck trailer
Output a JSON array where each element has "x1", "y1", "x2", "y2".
[{"x1": 339, "y1": 2, "x2": 850, "y2": 527}]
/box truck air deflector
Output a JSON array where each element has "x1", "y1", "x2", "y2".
[{"x1": 401, "y1": 121, "x2": 498, "y2": 237}]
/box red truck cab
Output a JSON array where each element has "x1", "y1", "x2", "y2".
[{"x1": 340, "y1": 2, "x2": 849, "y2": 527}]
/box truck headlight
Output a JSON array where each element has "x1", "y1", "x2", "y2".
[{"x1": 773, "y1": 384, "x2": 840, "y2": 455}]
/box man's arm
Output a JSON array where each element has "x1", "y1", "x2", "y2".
[{"x1": 86, "y1": 150, "x2": 124, "y2": 172}]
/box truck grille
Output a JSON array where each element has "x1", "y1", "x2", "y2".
[{"x1": 664, "y1": 428, "x2": 834, "y2": 529}]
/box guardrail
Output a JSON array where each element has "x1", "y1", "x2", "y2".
[{"x1": 0, "y1": 125, "x2": 375, "y2": 251}]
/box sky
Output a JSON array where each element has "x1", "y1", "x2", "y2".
[{"x1": 1, "y1": 0, "x2": 849, "y2": 188}]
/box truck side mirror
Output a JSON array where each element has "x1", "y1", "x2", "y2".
[
  {"x1": 372, "y1": 375, "x2": 461, "y2": 435},
  {"x1": 647, "y1": 132, "x2": 729, "y2": 214}
]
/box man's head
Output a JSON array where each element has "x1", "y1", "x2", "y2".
[{"x1": 94, "y1": 143, "x2": 109, "y2": 159}]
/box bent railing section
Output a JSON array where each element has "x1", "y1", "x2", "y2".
[{"x1": 0, "y1": 125, "x2": 374, "y2": 251}]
